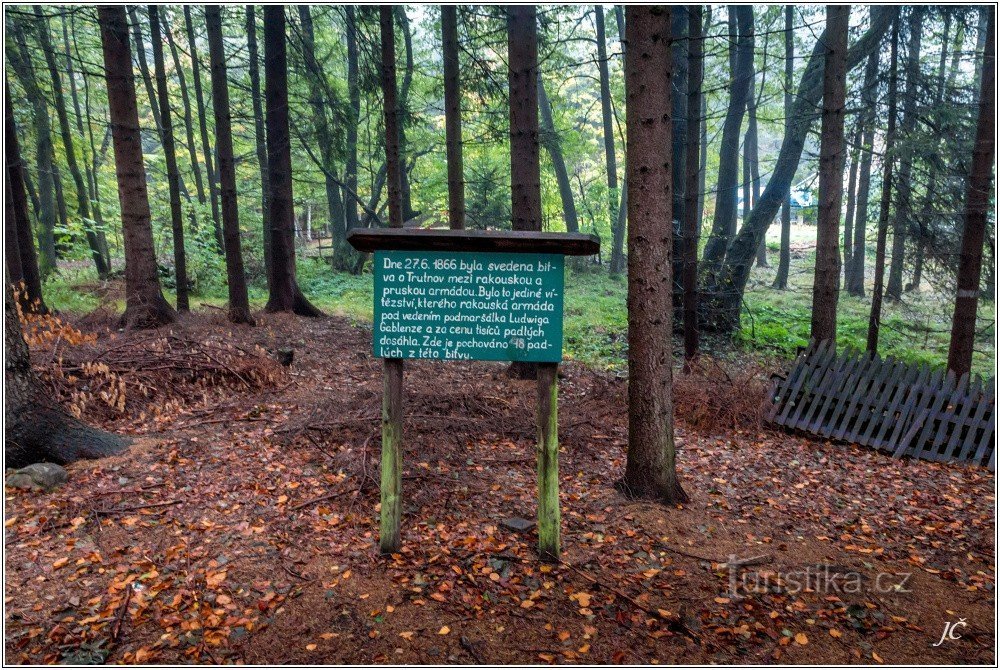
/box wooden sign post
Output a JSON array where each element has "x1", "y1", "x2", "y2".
[{"x1": 348, "y1": 229, "x2": 599, "y2": 561}]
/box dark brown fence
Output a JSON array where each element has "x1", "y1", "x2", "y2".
[{"x1": 767, "y1": 340, "x2": 995, "y2": 470}]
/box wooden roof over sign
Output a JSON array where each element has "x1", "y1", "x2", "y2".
[{"x1": 347, "y1": 228, "x2": 600, "y2": 256}]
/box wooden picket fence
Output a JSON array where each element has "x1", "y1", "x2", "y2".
[{"x1": 767, "y1": 340, "x2": 995, "y2": 470}]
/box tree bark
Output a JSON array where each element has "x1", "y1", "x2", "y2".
[
  {"x1": 947, "y1": 8, "x2": 994, "y2": 377},
  {"x1": 621, "y1": 6, "x2": 687, "y2": 504},
  {"x1": 811, "y1": 5, "x2": 848, "y2": 344},
  {"x1": 345, "y1": 6, "x2": 361, "y2": 235},
  {"x1": 842, "y1": 124, "x2": 861, "y2": 283},
  {"x1": 772, "y1": 7, "x2": 794, "y2": 290},
  {"x1": 98, "y1": 5, "x2": 176, "y2": 330},
  {"x1": 886, "y1": 8, "x2": 922, "y2": 301},
  {"x1": 866, "y1": 18, "x2": 900, "y2": 354},
  {"x1": 683, "y1": 5, "x2": 703, "y2": 365},
  {"x1": 595, "y1": 6, "x2": 618, "y2": 257},
  {"x1": 163, "y1": 9, "x2": 207, "y2": 210},
  {"x1": 298, "y1": 6, "x2": 347, "y2": 253},
  {"x1": 6, "y1": 18, "x2": 58, "y2": 277},
  {"x1": 671, "y1": 7, "x2": 689, "y2": 226},
  {"x1": 702, "y1": 6, "x2": 754, "y2": 273},
  {"x1": 710, "y1": 7, "x2": 895, "y2": 330},
  {"x1": 5, "y1": 83, "x2": 47, "y2": 314},
  {"x1": 262, "y1": 6, "x2": 321, "y2": 317},
  {"x1": 149, "y1": 6, "x2": 189, "y2": 312},
  {"x1": 506, "y1": 6, "x2": 542, "y2": 380},
  {"x1": 396, "y1": 7, "x2": 419, "y2": 222},
  {"x1": 538, "y1": 79, "x2": 579, "y2": 233},
  {"x1": 206, "y1": 5, "x2": 253, "y2": 325},
  {"x1": 847, "y1": 51, "x2": 879, "y2": 297},
  {"x1": 442, "y1": 5, "x2": 465, "y2": 230},
  {"x1": 381, "y1": 5, "x2": 404, "y2": 231},
  {"x1": 5, "y1": 277, "x2": 130, "y2": 468},
  {"x1": 246, "y1": 7, "x2": 272, "y2": 288},
  {"x1": 184, "y1": 6, "x2": 223, "y2": 249},
  {"x1": 33, "y1": 5, "x2": 109, "y2": 278},
  {"x1": 609, "y1": 5, "x2": 627, "y2": 275}
]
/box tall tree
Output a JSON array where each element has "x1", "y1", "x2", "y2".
[
  {"x1": 811, "y1": 5, "x2": 848, "y2": 344},
  {"x1": 442, "y1": 5, "x2": 465, "y2": 229},
  {"x1": 184, "y1": 5, "x2": 223, "y2": 248},
  {"x1": 595, "y1": 6, "x2": 618, "y2": 258},
  {"x1": 149, "y1": 5, "x2": 189, "y2": 312},
  {"x1": 246, "y1": 7, "x2": 271, "y2": 286},
  {"x1": 866, "y1": 18, "x2": 900, "y2": 354},
  {"x1": 395, "y1": 7, "x2": 419, "y2": 221},
  {"x1": 609, "y1": 5, "x2": 628, "y2": 274},
  {"x1": 98, "y1": 5, "x2": 176, "y2": 329},
  {"x1": 5, "y1": 83, "x2": 46, "y2": 314},
  {"x1": 842, "y1": 124, "x2": 861, "y2": 282},
  {"x1": 506, "y1": 6, "x2": 542, "y2": 380},
  {"x1": 381, "y1": 5, "x2": 404, "y2": 231},
  {"x1": 886, "y1": 8, "x2": 923, "y2": 301},
  {"x1": 683, "y1": 5, "x2": 703, "y2": 365},
  {"x1": 709, "y1": 7, "x2": 895, "y2": 329},
  {"x1": 702, "y1": 6, "x2": 754, "y2": 272},
  {"x1": 671, "y1": 8, "x2": 689, "y2": 225},
  {"x1": 947, "y1": 8, "x2": 995, "y2": 377},
  {"x1": 772, "y1": 6, "x2": 794, "y2": 289},
  {"x1": 33, "y1": 5, "x2": 109, "y2": 278},
  {"x1": 262, "y1": 6, "x2": 321, "y2": 316},
  {"x1": 537, "y1": 79, "x2": 579, "y2": 233},
  {"x1": 5, "y1": 277, "x2": 128, "y2": 468},
  {"x1": 345, "y1": 6, "x2": 361, "y2": 233},
  {"x1": 6, "y1": 18, "x2": 58, "y2": 277},
  {"x1": 163, "y1": 10, "x2": 207, "y2": 210},
  {"x1": 206, "y1": 5, "x2": 253, "y2": 326},
  {"x1": 621, "y1": 6, "x2": 686, "y2": 504},
  {"x1": 297, "y1": 6, "x2": 347, "y2": 251},
  {"x1": 847, "y1": 51, "x2": 879, "y2": 297}
]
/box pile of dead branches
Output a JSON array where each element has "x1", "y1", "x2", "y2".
[
  {"x1": 673, "y1": 357, "x2": 770, "y2": 433},
  {"x1": 32, "y1": 329, "x2": 286, "y2": 427}
]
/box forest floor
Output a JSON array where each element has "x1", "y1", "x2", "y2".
[{"x1": 4, "y1": 309, "x2": 995, "y2": 665}]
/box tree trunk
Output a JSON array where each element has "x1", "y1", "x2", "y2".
[
  {"x1": 709, "y1": 7, "x2": 895, "y2": 330},
  {"x1": 33, "y1": 5, "x2": 108, "y2": 279},
  {"x1": 811, "y1": 5, "x2": 848, "y2": 344},
  {"x1": 683, "y1": 5, "x2": 703, "y2": 365},
  {"x1": 6, "y1": 19, "x2": 58, "y2": 277},
  {"x1": 848, "y1": 52, "x2": 879, "y2": 297},
  {"x1": 164, "y1": 9, "x2": 207, "y2": 210},
  {"x1": 909, "y1": 12, "x2": 954, "y2": 294},
  {"x1": 442, "y1": 5, "x2": 465, "y2": 230},
  {"x1": 772, "y1": 8, "x2": 794, "y2": 289},
  {"x1": 609, "y1": 5, "x2": 627, "y2": 275},
  {"x1": 298, "y1": 6, "x2": 347, "y2": 254},
  {"x1": 65, "y1": 13, "x2": 111, "y2": 270},
  {"x1": 5, "y1": 83, "x2": 47, "y2": 314},
  {"x1": 866, "y1": 18, "x2": 900, "y2": 354},
  {"x1": 262, "y1": 6, "x2": 321, "y2": 317},
  {"x1": 381, "y1": 5, "x2": 404, "y2": 231},
  {"x1": 748, "y1": 60, "x2": 766, "y2": 267},
  {"x1": 345, "y1": 6, "x2": 361, "y2": 235},
  {"x1": 702, "y1": 6, "x2": 754, "y2": 273},
  {"x1": 246, "y1": 7, "x2": 272, "y2": 288},
  {"x1": 621, "y1": 6, "x2": 687, "y2": 505},
  {"x1": 842, "y1": 124, "x2": 861, "y2": 288},
  {"x1": 98, "y1": 6, "x2": 176, "y2": 330},
  {"x1": 595, "y1": 6, "x2": 618, "y2": 259},
  {"x1": 947, "y1": 8, "x2": 994, "y2": 377},
  {"x1": 886, "y1": 8, "x2": 922, "y2": 301},
  {"x1": 395, "y1": 7, "x2": 419, "y2": 222},
  {"x1": 538, "y1": 79, "x2": 579, "y2": 233},
  {"x1": 206, "y1": 5, "x2": 253, "y2": 326},
  {"x1": 5, "y1": 278, "x2": 129, "y2": 468},
  {"x1": 184, "y1": 6, "x2": 223, "y2": 249},
  {"x1": 507, "y1": 6, "x2": 541, "y2": 379},
  {"x1": 671, "y1": 7, "x2": 688, "y2": 226},
  {"x1": 149, "y1": 6, "x2": 189, "y2": 312}
]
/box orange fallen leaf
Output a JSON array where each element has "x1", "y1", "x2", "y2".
[
  {"x1": 872, "y1": 652, "x2": 884, "y2": 664},
  {"x1": 520, "y1": 599, "x2": 536, "y2": 609},
  {"x1": 794, "y1": 633, "x2": 809, "y2": 645},
  {"x1": 829, "y1": 629, "x2": 842, "y2": 638},
  {"x1": 438, "y1": 626, "x2": 450, "y2": 635},
  {"x1": 52, "y1": 558, "x2": 69, "y2": 570},
  {"x1": 305, "y1": 644, "x2": 317, "y2": 651},
  {"x1": 557, "y1": 630, "x2": 570, "y2": 641},
  {"x1": 399, "y1": 631, "x2": 415, "y2": 641}
]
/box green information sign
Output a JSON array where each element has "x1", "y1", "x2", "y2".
[{"x1": 374, "y1": 250, "x2": 564, "y2": 362}]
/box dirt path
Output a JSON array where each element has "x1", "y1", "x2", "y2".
[{"x1": 4, "y1": 312, "x2": 994, "y2": 664}]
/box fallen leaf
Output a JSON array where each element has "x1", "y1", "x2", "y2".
[
  {"x1": 829, "y1": 629, "x2": 842, "y2": 638},
  {"x1": 794, "y1": 633, "x2": 809, "y2": 645},
  {"x1": 438, "y1": 626, "x2": 450, "y2": 635}
]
